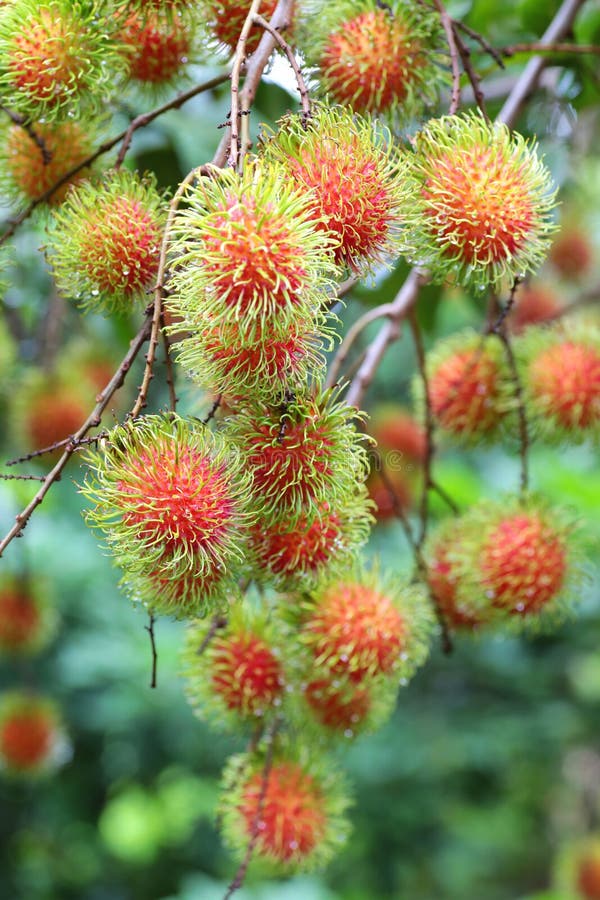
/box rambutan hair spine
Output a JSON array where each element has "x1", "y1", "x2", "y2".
[
  {"x1": 218, "y1": 742, "x2": 353, "y2": 873},
  {"x1": 79, "y1": 414, "x2": 258, "y2": 620},
  {"x1": 45, "y1": 169, "x2": 168, "y2": 316},
  {"x1": 404, "y1": 111, "x2": 558, "y2": 291}
]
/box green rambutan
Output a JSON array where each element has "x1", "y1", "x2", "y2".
[
  {"x1": 219, "y1": 748, "x2": 351, "y2": 872},
  {"x1": 0, "y1": 0, "x2": 127, "y2": 121},
  {"x1": 80, "y1": 414, "x2": 255, "y2": 618},
  {"x1": 406, "y1": 112, "x2": 557, "y2": 290},
  {"x1": 304, "y1": 0, "x2": 446, "y2": 121},
  {"x1": 182, "y1": 606, "x2": 286, "y2": 731},
  {"x1": 46, "y1": 170, "x2": 167, "y2": 315},
  {"x1": 223, "y1": 386, "x2": 369, "y2": 524},
  {"x1": 168, "y1": 160, "x2": 338, "y2": 348},
  {"x1": 260, "y1": 105, "x2": 410, "y2": 272}
]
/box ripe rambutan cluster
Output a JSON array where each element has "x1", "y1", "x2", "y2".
[
  {"x1": 304, "y1": 0, "x2": 447, "y2": 121},
  {"x1": 0, "y1": 692, "x2": 68, "y2": 777},
  {"x1": 46, "y1": 170, "x2": 167, "y2": 315},
  {"x1": 168, "y1": 160, "x2": 339, "y2": 401},
  {"x1": 0, "y1": 0, "x2": 127, "y2": 121},
  {"x1": 81, "y1": 415, "x2": 256, "y2": 617},
  {"x1": 219, "y1": 746, "x2": 351, "y2": 872},
  {"x1": 425, "y1": 496, "x2": 579, "y2": 632},
  {"x1": 405, "y1": 112, "x2": 558, "y2": 290},
  {"x1": 415, "y1": 330, "x2": 513, "y2": 444},
  {"x1": 516, "y1": 319, "x2": 600, "y2": 442},
  {"x1": 261, "y1": 105, "x2": 410, "y2": 273}
]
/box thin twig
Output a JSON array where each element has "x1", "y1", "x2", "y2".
[
  {"x1": 501, "y1": 41, "x2": 600, "y2": 57},
  {"x1": 161, "y1": 319, "x2": 178, "y2": 412},
  {"x1": 453, "y1": 24, "x2": 490, "y2": 121},
  {"x1": 326, "y1": 301, "x2": 398, "y2": 388},
  {"x1": 408, "y1": 310, "x2": 434, "y2": 552},
  {"x1": 452, "y1": 19, "x2": 505, "y2": 68},
  {"x1": 434, "y1": 0, "x2": 461, "y2": 114},
  {"x1": 196, "y1": 614, "x2": 228, "y2": 655},
  {"x1": 253, "y1": 13, "x2": 311, "y2": 119},
  {"x1": 145, "y1": 614, "x2": 158, "y2": 689},
  {"x1": 229, "y1": 0, "x2": 263, "y2": 170},
  {"x1": 223, "y1": 719, "x2": 279, "y2": 900},
  {"x1": 0, "y1": 316, "x2": 152, "y2": 557}
]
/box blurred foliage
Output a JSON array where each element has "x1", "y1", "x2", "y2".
[{"x1": 1, "y1": 2, "x2": 600, "y2": 900}]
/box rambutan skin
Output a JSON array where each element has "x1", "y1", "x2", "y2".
[
  {"x1": 168, "y1": 160, "x2": 338, "y2": 349},
  {"x1": 219, "y1": 749, "x2": 352, "y2": 872},
  {"x1": 0, "y1": 0, "x2": 128, "y2": 121},
  {"x1": 299, "y1": 564, "x2": 434, "y2": 684},
  {"x1": 0, "y1": 693, "x2": 66, "y2": 776},
  {"x1": 116, "y1": 7, "x2": 195, "y2": 88},
  {"x1": 415, "y1": 331, "x2": 512, "y2": 443},
  {"x1": 182, "y1": 608, "x2": 286, "y2": 731},
  {"x1": 80, "y1": 415, "x2": 256, "y2": 618},
  {"x1": 518, "y1": 322, "x2": 600, "y2": 440},
  {"x1": 304, "y1": 0, "x2": 447, "y2": 121},
  {"x1": 260, "y1": 105, "x2": 410, "y2": 273},
  {"x1": 46, "y1": 170, "x2": 166, "y2": 315},
  {"x1": 406, "y1": 112, "x2": 557, "y2": 289},
  {"x1": 224, "y1": 386, "x2": 370, "y2": 525},
  {"x1": 0, "y1": 119, "x2": 96, "y2": 207}
]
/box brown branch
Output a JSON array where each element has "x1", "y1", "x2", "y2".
[
  {"x1": 0, "y1": 72, "x2": 230, "y2": 246},
  {"x1": 0, "y1": 315, "x2": 152, "y2": 557},
  {"x1": 213, "y1": 0, "x2": 296, "y2": 169},
  {"x1": 433, "y1": 0, "x2": 461, "y2": 114},
  {"x1": 253, "y1": 13, "x2": 311, "y2": 119},
  {"x1": 452, "y1": 19, "x2": 505, "y2": 69},
  {"x1": 196, "y1": 614, "x2": 228, "y2": 656},
  {"x1": 160, "y1": 317, "x2": 178, "y2": 413},
  {"x1": 453, "y1": 24, "x2": 490, "y2": 121},
  {"x1": 0, "y1": 105, "x2": 52, "y2": 164},
  {"x1": 326, "y1": 300, "x2": 399, "y2": 389},
  {"x1": 501, "y1": 41, "x2": 600, "y2": 57},
  {"x1": 228, "y1": 0, "x2": 264, "y2": 170}
]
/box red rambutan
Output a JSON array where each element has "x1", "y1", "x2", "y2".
[
  {"x1": 202, "y1": 0, "x2": 283, "y2": 55},
  {"x1": 508, "y1": 283, "x2": 562, "y2": 333},
  {"x1": 406, "y1": 112, "x2": 557, "y2": 289},
  {"x1": 0, "y1": 693, "x2": 66, "y2": 776},
  {"x1": 0, "y1": 578, "x2": 54, "y2": 655},
  {"x1": 117, "y1": 8, "x2": 193, "y2": 86},
  {"x1": 549, "y1": 226, "x2": 594, "y2": 279},
  {"x1": 46, "y1": 170, "x2": 166, "y2": 314}
]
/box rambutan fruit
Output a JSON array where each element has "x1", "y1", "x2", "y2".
[
  {"x1": 416, "y1": 330, "x2": 512, "y2": 443},
  {"x1": 508, "y1": 282, "x2": 562, "y2": 334},
  {"x1": 406, "y1": 112, "x2": 557, "y2": 290},
  {"x1": 577, "y1": 852, "x2": 600, "y2": 900},
  {"x1": 80, "y1": 414, "x2": 255, "y2": 618},
  {"x1": 0, "y1": 119, "x2": 97, "y2": 208},
  {"x1": 182, "y1": 606, "x2": 286, "y2": 731},
  {"x1": 14, "y1": 372, "x2": 90, "y2": 460},
  {"x1": 518, "y1": 321, "x2": 600, "y2": 441},
  {"x1": 0, "y1": 692, "x2": 68, "y2": 776},
  {"x1": 169, "y1": 315, "x2": 331, "y2": 404},
  {"x1": 219, "y1": 748, "x2": 351, "y2": 872},
  {"x1": 0, "y1": 0, "x2": 127, "y2": 121},
  {"x1": 116, "y1": 7, "x2": 196, "y2": 89},
  {"x1": 459, "y1": 497, "x2": 577, "y2": 623},
  {"x1": 304, "y1": 0, "x2": 446, "y2": 121},
  {"x1": 299, "y1": 563, "x2": 434, "y2": 684},
  {"x1": 200, "y1": 0, "x2": 285, "y2": 56},
  {"x1": 168, "y1": 160, "x2": 338, "y2": 349},
  {"x1": 424, "y1": 523, "x2": 491, "y2": 631},
  {"x1": 249, "y1": 490, "x2": 373, "y2": 587},
  {"x1": 224, "y1": 386, "x2": 369, "y2": 524},
  {"x1": 260, "y1": 105, "x2": 410, "y2": 272},
  {"x1": 554, "y1": 836, "x2": 600, "y2": 900},
  {"x1": 0, "y1": 576, "x2": 56, "y2": 655},
  {"x1": 46, "y1": 170, "x2": 166, "y2": 315},
  {"x1": 549, "y1": 226, "x2": 594, "y2": 280},
  {"x1": 297, "y1": 668, "x2": 399, "y2": 741},
  {"x1": 368, "y1": 404, "x2": 426, "y2": 463}
]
